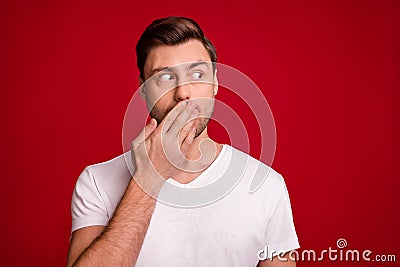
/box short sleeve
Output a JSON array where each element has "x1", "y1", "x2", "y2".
[
  {"x1": 71, "y1": 166, "x2": 109, "y2": 232},
  {"x1": 263, "y1": 175, "x2": 300, "y2": 259}
]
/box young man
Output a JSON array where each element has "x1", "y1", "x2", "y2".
[{"x1": 67, "y1": 17, "x2": 299, "y2": 266}]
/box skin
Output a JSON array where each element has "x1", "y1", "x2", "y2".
[{"x1": 66, "y1": 40, "x2": 296, "y2": 266}]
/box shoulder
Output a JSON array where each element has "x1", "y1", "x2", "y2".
[
  {"x1": 85, "y1": 152, "x2": 133, "y2": 182},
  {"x1": 74, "y1": 152, "x2": 133, "y2": 214},
  {"x1": 82, "y1": 152, "x2": 133, "y2": 194},
  {"x1": 226, "y1": 145, "x2": 285, "y2": 194}
]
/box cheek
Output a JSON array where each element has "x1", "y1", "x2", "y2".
[
  {"x1": 192, "y1": 84, "x2": 215, "y2": 100},
  {"x1": 146, "y1": 89, "x2": 172, "y2": 109},
  {"x1": 153, "y1": 91, "x2": 176, "y2": 112},
  {"x1": 192, "y1": 84, "x2": 215, "y2": 97},
  {"x1": 145, "y1": 91, "x2": 160, "y2": 108}
]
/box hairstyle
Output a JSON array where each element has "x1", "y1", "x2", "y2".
[{"x1": 136, "y1": 16, "x2": 217, "y2": 80}]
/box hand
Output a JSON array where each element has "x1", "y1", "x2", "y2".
[{"x1": 130, "y1": 101, "x2": 198, "y2": 193}]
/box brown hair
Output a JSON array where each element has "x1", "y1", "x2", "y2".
[{"x1": 136, "y1": 16, "x2": 217, "y2": 80}]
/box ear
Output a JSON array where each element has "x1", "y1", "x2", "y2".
[
  {"x1": 213, "y1": 69, "x2": 218, "y2": 96},
  {"x1": 138, "y1": 76, "x2": 146, "y2": 99}
]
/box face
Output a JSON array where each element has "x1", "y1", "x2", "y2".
[{"x1": 140, "y1": 40, "x2": 218, "y2": 138}]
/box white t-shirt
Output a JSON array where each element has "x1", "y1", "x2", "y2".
[{"x1": 71, "y1": 145, "x2": 300, "y2": 266}]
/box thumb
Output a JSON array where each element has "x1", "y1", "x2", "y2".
[
  {"x1": 144, "y1": 118, "x2": 157, "y2": 140},
  {"x1": 131, "y1": 118, "x2": 157, "y2": 150}
]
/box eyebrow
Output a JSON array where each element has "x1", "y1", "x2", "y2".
[
  {"x1": 149, "y1": 66, "x2": 168, "y2": 76},
  {"x1": 149, "y1": 61, "x2": 210, "y2": 77},
  {"x1": 187, "y1": 61, "x2": 210, "y2": 70}
]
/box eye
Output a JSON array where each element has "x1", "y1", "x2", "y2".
[
  {"x1": 191, "y1": 71, "x2": 203, "y2": 80},
  {"x1": 159, "y1": 73, "x2": 175, "y2": 81}
]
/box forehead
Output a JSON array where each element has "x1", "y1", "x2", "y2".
[{"x1": 144, "y1": 40, "x2": 211, "y2": 77}]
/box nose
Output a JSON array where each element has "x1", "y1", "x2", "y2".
[{"x1": 174, "y1": 83, "x2": 191, "y2": 102}]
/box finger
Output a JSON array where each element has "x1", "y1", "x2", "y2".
[
  {"x1": 131, "y1": 118, "x2": 157, "y2": 150},
  {"x1": 144, "y1": 118, "x2": 157, "y2": 140},
  {"x1": 181, "y1": 124, "x2": 197, "y2": 155},
  {"x1": 168, "y1": 102, "x2": 197, "y2": 137},
  {"x1": 161, "y1": 101, "x2": 188, "y2": 133},
  {"x1": 178, "y1": 119, "x2": 195, "y2": 144}
]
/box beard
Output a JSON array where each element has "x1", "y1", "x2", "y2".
[{"x1": 150, "y1": 99, "x2": 214, "y2": 138}]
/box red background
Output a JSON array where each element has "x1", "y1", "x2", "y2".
[{"x1": 1, "y1": 0, "x2": 399, "y2": 266}]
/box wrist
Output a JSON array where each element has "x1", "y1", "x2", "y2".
[{"x1": 129, "y1": 173, "x2": 165, "y2": 199}]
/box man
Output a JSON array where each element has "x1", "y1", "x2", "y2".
[{"x1": 67, "y1": 16, "x2": 299, "y2": 266}]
